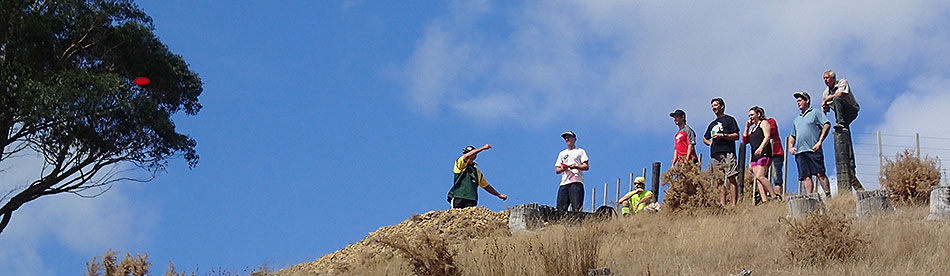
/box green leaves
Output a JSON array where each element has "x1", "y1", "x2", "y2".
[
  {"x1": 0, "y1": 0, "x2": 203, "y2": 233},
  {"x1": 3, "y1": 0, "x2": 201, "y2": 168}
]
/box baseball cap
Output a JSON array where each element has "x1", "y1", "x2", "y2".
[
  {"x1": 561, "y1": 130, "x2": 576, "y2": 138},
  {"x1": 793, "y1": 91, "x2": 810, "y2": 100},
  {"x1": 462, "y1": 145, "x2": 476, "y2": 153},
  {"x1": 635, "y1": 176, "x2": 646, "y2": 184},
  {"x1": 669, "y1": 109, "x2": 686, "y2": 118}
]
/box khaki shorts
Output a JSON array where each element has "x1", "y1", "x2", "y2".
[{"x1": 710, "y1": 152, "x2": 739, "y2": 179}]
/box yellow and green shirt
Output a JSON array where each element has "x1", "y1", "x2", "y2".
[
  {"x1": 621, "y1": 190, "x2": 653, "y2": 214},
  {"x1": 448, "y1": 156, "x2": 489, "y2": 202}
]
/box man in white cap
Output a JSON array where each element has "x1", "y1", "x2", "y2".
[{"x1": 555, "y1": 131, "x2": 589, "y2": 212}]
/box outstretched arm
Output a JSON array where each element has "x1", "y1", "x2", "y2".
[
  {"x1": 462, "y1": 144, "x2": 491, "y2": 163},
  {"x1": 483, "y1": 185, "x2": 507, "y2": 201}
]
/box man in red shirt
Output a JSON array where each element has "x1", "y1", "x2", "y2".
[
  {"x1": 743, "y1": 113, "x2": 785, "y2": 199},
  {"x1": 670, "y1": 109, "x2": 698, "y2": 166}
]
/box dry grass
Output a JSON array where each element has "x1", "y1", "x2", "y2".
[
  {"x1": 880, "y1": 150, "x2": 942, "y2": 205},
  {"x1": 782, "y1": 211, "x2": 868, "y2": 266},
  {"x1": 458, "y1": 224, "x2": 602, "y2": 276},
  {"x1": 85, "y1": 250, "x2": 273, "y2": 276},
  {"x1": 661, "y1": 162, "x2": 723, "y2": 213},
  {"x1": 273, "y1": 190, "x2": 950, "y2": 276},
  {"x1": 339, "y1": 195, "x2": 950, "y2": 275}
]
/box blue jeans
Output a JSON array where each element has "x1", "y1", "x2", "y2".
[
  {"x1": 557, "y1": 182, "x2": 585, "y2": 212},
  {"x1": 770, "y1": 156, "x2": 784, "y2": 187}
]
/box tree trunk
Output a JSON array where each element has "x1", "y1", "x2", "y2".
[
  {"x1": 786, "y1": 194, "x2": 824, "y2": 218},
  {"x1": 855, "y1": 189, "x2": 894, "y2": 218}
]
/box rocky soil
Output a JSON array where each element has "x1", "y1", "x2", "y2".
[{"x1": 277, "y1": 207, "x2": 509, "y2": 275}]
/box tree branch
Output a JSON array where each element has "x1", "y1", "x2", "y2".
[{"x1": 0, "y1": 211, "x2": 11, "y2": 235}]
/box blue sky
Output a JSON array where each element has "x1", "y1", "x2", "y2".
[{"x1": 2, "y1": 1, "x2": 950, "y2": 275}]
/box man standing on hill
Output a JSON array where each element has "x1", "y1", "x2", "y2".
[
  {"x1": 788, "y1": 92, "x2": 832, "y2": 197},
  {"x1": 620, "y1": 177, "x2": 654, "y2": 215},
  {"x1": 556, "y1": 131, "x2": 589, "y2": 212},
  {"x1": 703, "y1": 98, "x2": 740, "y2": 207},
  {"x1": 448, "y1": 144, "x2": 507, "y2": 208},
  {"x1": 671, "y1": 109, "x2": 698, "y2": 166}
]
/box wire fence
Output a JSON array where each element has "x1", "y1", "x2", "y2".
[{"x1": 851, "y1": 131, "x2": 950, "y2": 188}]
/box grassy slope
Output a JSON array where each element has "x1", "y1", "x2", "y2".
[{"x1": 282, "y1": 193, "x2": 950, "y2": 276}]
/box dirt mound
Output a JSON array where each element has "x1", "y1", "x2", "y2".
[{"x1": 278, "y1": 207, "x2": 509, "y2": 275}]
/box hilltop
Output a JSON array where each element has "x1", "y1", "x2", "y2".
[{"x1": 274, "y1": 194, "x2": 950, "y2": 275}]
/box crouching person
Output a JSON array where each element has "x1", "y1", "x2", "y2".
[{"x1": 620, "y1": 177, "x2": 655, "y2": 215}]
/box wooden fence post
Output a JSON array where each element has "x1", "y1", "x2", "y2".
[
  {"x1": 738, "y1": 142, "x2": 747, "y2": 200},
  {"x1": 591, "y1": 187, "x2": 595, "y2": 212},
  {"x1": 616, "y1": 178, "x2": 621, "y2": 211},
  {"x1": 652, "y1": 162, "x2": 661, "y2": 203},
  {"x1": 834, "y1": 127, "x2": 855, "y2": 194}
]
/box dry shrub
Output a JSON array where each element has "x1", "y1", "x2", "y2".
[
  {"x1": 880, "y1": 150, "x2": 941, "y2": 205},
  {"x1": 783, "y1": 211, "x2": 867, "y2": 266},
  {"x1": 86, "y1": 250, "x2": 150, "y2": 276},
  {"x1": 372, "y1": 232, "x2": 457, "y2": 276},
  {"x1": 741, "y1": 167, "x2": 755, "y2": 202},
  {"x1": 661, "y1": 162, "x2": 722, "y2": 213}
]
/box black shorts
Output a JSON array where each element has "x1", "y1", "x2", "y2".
[
  {"x1": 449, "y1": 197, "x2": 477, "y2": 209},
  {"x1": 795, "y1": 151, "x2": 825, "y2": 180}
]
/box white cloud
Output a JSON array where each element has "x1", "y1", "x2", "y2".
[
  {"x1": 404, "y1": 0, "x2": 950, "y2": 133},
  {"x1": 0, "y1": 153, "x2": 155, "y2": 276}
]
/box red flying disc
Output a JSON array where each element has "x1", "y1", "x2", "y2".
[{"x1": 133, "y1": 77, "x2": 151, "y2": 86}]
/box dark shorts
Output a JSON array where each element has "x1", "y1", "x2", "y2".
[
  {"x1": 710, "y1": 152, "x2": 739, "y2": 178},
  {"x1": 449, "y1": 197, "x2": 477, "y2": 209},
  {"x1": 795, "y1": 151, "x2": 825, "y2": 180}
]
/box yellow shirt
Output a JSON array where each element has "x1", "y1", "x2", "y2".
[{"x1": 621, "y1": 190, "x2": 653, "y2": 214}]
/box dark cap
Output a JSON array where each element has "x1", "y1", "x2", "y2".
[
  {"x1": 462, "y1": 145, "x2": 476, "y2": 153},
  {"x1": 561, "y1": 130, "x2": 576, "y2": 138},
  {"x1": 669, "y1": 109, "x2": 686, "y2": 118},
  {"x1": 793, "y1": 91, "x2": 810, "y2": 100}
]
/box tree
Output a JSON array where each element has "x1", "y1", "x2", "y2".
[{"x1": 0, "y1": 0, "x2": 201, "y2": 234}]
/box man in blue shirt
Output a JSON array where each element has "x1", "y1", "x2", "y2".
[{"x1": 787, "y1": 92, "x2": 832, "y2": 197}]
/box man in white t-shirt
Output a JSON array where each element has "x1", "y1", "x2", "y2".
[{"x1": 555, "y1": 130, "x2": 589, "y2": 212}]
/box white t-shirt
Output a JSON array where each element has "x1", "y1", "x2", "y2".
[{"x1": 555, "y1": 148, "x2": 589, "y2": 186}]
